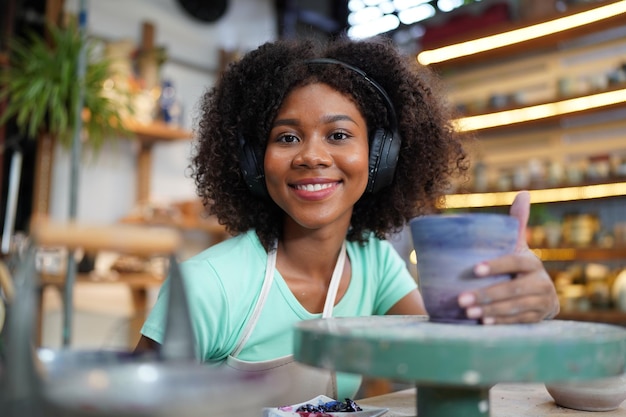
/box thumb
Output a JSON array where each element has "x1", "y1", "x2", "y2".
[{"x1": 509, "y1": 190, "x2": 530, "y2": 251}]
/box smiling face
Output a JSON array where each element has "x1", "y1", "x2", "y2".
[{"x1": 264, "y1": 82, "x2": 370, "y2": 234}]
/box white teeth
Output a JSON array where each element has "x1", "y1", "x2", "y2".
[{"x1": 295, "y1": 183, "x2": 333, "y2": 192}]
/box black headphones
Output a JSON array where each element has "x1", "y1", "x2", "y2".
[{"x1": 239, "y1": 58, "x2": 402, "y2": 198}]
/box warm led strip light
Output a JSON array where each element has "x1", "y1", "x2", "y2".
[
  {"x1": 417, "y1": 1, "x2": 626, "y2": 65},
  {"x1": 413, "y1": 246, "x2": 580, "y2": 264},
  {"x1": 531, "y1": 248, "x2": 578, "y2": 261},
  {"x1": 443, "y1": 182, "x2": 626, "y2": 208},
  {"x1": 453, "y1": 88, "x2": 626, "y2": 132}
]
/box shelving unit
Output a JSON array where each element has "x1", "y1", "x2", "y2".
[
  {"x1": 118, "y1": 120, "x2": 228, "y2": 240},
  {"x1": 454, "y1": 82, "x2": 626, "y2": 133},
  {"x1": 424, "y1": 0, "x2": 626, "y2": 71},
  {"x1": 555, "y1": 309, "x2": 626, "y2": 325},
  {"x1": 425, "y1": 1, "x2": 626, "y2": 325},
  {"x1": 124, "y1": 120, "x2": 193, "y2": 204},
  {"x1": 531, "y1": 246, "x2": 626, "y2": 262},
  {"x1": 444, "y1": 179, "x2": 626, "y2": 208}
]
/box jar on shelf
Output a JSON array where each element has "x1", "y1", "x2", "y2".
[
  {"x1": 561, "y1": 284, "x2": 589, "y2": 312},
  {"x1": 473, "y1": 160, "x2": 489, "y2": 192},
  {"x1": 585, "y1": 263, "x2": 611, "y2": 310},
  {"x1": 543, "y1": 221, "x2": 562, "y2": 248},
  {"x1": 547, "y1": 161, "x2": 565, "y2": 187},
  {"x1": 562, "y1": 213, "x2": 600, "y2": 247}
]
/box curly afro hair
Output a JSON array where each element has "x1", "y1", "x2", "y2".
[{"x1": 191, "y1": 36, "x2": 469, "y2": 250}]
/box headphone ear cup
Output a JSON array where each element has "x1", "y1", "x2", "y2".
[
  {"x1": 367, "y1": 128, "x2": 401, "y2": 193},
  {"x1": 238, "y1": 134, "x2": 267, "y2": 198}
]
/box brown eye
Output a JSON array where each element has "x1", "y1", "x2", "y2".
[
  {"x1": 329, "y1": 131, "x2": 349, "y2": 141},
  {"x1": 277, "y1": 134, "x2": 299, "y2": 143}
]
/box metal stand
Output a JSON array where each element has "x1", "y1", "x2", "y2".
[
  {"x1": 295, "y1": 316, "x2": 626, "y2": 417},
  {"x1": 418, "y1": 387, "x2": 490, "y2": 417}
]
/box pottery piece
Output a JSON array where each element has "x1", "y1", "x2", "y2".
[
  {"x1": 545, "y1": 375, "x2": 626, "y2": 411},
  {"x1": 410, "y1": 213, "x2": 519, "y2": 324}
]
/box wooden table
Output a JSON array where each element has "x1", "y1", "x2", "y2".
[
  {"x1": 39, "y1": 272, "x2": 164, "y2": 348},
  {"x1": 358, "y1": 384, "x2": 626, "y2": 416}
]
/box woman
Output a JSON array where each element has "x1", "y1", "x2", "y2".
[{"x1": 136, "y1": 36, "x2": 559, "y2": 403}]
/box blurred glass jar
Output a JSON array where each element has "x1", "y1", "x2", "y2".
[
  {"x1": 562, "y1": 213, "x2": 600, "y2": 247},
  {"x1": 585, "y1": 263, "x2": 611, "y2": 310}
]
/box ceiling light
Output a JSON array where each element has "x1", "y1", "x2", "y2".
[
  {"x1": 379, "y1": 1, "x2": 397, "y2": 14},
  {"x1": 399, "y1": 4, "x2": 436, "y2": 24},
  {"x1": 348, "y1": 6, "x2": 383, "y2": 26},
  {"x1": 348, "y1": 0, "x2": 366, "y2": 12},
  {"x1": 437, "y1": 0, "x2": 464, "y2": 13},
  {"x1": 394, "y1": 0, "x2": 429, "y2": 11},
  {"x1": 348, "y1": 14, "x2": 400, "y2": 38}
]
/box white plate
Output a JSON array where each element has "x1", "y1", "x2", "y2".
[{"x1": 263, "y1": 395, "x2": 388, "y2": 417}]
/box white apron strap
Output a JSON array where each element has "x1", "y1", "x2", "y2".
[
  {"x1": 231, "y1": 241, "x2": 347, "y2": 357},
  {"x1": 322, "y1": 241, "x2": 347, "y2": 318},
  {"x1": 230, "y1": 244, "x2": 278, "y2": 357}
]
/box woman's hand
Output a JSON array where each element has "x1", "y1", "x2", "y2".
[{"x1": 457, "y1": 191, "x2": 560, "y2": 324}]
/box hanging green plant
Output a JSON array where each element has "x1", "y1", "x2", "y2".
[{"x1": 0, "y1": 22, "x2": 131, "y2": 152}]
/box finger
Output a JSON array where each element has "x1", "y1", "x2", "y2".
[
  {"x1": 462, "y1": 271, "x2": 558, "y2": 321},
  {"x1": 477, "y1": 250, "x2": 541, "y2": 277},
  {"x1": 476, "y1": 263, "x2": 554, "y2": 299},
  {"x1": 509, "y1": 190, "x2": 530, "y2": 251},
  {"x1": 466, "y1": 301, "x2": 545, "y2": 324},
  {"x1": 484, "y1": 310, "x2": 545, "y2": 325},
  {"x1": 479, "y1": 292, "x2": 546, "y2": 315},
  {"x1": 466, "y1": 292, "x2": 550, "y2": 324}
]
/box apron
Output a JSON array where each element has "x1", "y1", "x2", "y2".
[{"x1": 225, "y1": 241, "x2": 347, "y2": 406}]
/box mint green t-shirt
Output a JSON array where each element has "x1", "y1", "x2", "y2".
[{"x1": 141, "y1": 230, "x2": 417, "y2": 398}]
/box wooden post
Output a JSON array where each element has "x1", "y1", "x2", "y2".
[
  {"x1": 29, "y1": 0, "x2": 66, "y2": 219},
  {"x1": 136, "y1": 141, "x2": 153, "y2": 204},
  {"x1": 137, "y1": 21, "x2": 158, "y2": 90},
  {"x1": 134, "y1": 21, "x2": 158, "y2": 205},
  {"x1": 31, "y1": 132, "x2": 55, "y2": 218}
]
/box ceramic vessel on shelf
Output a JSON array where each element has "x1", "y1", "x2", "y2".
[
  {"x1": 545, "y1": 375, "x2": 626, "y2": 412},
  {"x1": 612, "y1": 268, "x2": 626, "y2": 312},
  {"x1": 410, "y1": 213, "x2": 518, "y2": 324}
]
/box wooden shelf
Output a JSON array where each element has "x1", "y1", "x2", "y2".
[
  {"x1": 40, "y1": 271, "x2": 164, "y2": 288},
  {"x1": 124, "y1": 119, "x2": 193, "y2": 142},
  {"x1": 531, "y1": 247, "x2": 626, "y2": 262},
  {"x1": 556, "y1": 309, "x2": 626, "y2": 326},
  {"x1": 121, "y1": 121, "x2": 193, "y2": 204},
  {"x1": 427, "y1": 0, "x2": 626, "y2": 72},
  {"x1": 120, "y1": 215, "x2": 227, "y2": 236},
  {"x1": 39, "y1": 271, "x2": 164, "y2": 348},
  {"x1": 444, "y1": 180, "x2": 626, "y2": 208},
  {"x1": 453, "y1": 84, "x2": 626, "y2": 133}
]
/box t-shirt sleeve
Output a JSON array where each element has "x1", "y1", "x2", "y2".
[
  {"x1": 140, "y1": 281, "x2": 169, "y2": 344},
  {"x1": 372, "y1": 238, "x2": 418, "y2": 315},
  {"x1": 140, "y1": 257, "x2": 234, "y2": 362}
]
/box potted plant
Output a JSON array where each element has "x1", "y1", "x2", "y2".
[
  {"x1": 0, "y1": 21, "x2": 130, "y2": 150},
  {"x1": 0, "y1": 21, "x2": 132, "y2": 231}
]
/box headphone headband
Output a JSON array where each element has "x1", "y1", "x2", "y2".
[{"x1": 305, "y1": 58, "x2": 399, "y2": 133}]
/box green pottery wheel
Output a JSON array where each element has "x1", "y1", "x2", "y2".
[{"x1": 294, "y1": 316, "x2": 626, "y2": 417}]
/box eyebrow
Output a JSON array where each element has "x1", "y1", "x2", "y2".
[{"x1": 272, "y1": 114, "x2": 358, "y2": 128}]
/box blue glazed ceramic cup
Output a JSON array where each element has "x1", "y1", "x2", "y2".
[{"x1": 410, "y1": 213, "x2": 519, "y2": 324}]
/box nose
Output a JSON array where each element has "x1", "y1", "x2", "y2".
[{"x1": 292, "y1": 137, "x2": 332, "y2": 168}]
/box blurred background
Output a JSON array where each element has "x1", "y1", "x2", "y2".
[{"x1": 0, "y1": 0, "x2": 625, "y2": 366}]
